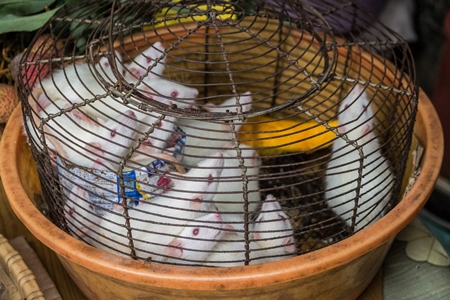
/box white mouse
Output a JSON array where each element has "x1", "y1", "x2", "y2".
[
  {"x1": 29, "y1": 82, "x2": 176, "y2": 168},
  {"x1": 204, "y1": 194, "x2": 297, "y2": 267},
  {"x1": 86, "y1": 152, "x2": 225, "y2": 260},
  {"x1": 26, "y1": 98, "x2": 138, "y2": 170},
  {"x1": 154, "y1": 212, "x2": 225, "y2": 264},
  {"x1": 96, "y1": 75, "x2": 197, "y2": 155},
  {"x1": 123, "y1": 41, "x2": 166, "y2": 82},
  {"x1": 63, "y1": 185, "x2": 101, "y2": 244},
  {"x1": 177, "y1": 91, "x2": 253, "y2": 166},
  {"x1": 140, "y1": 151, "x2": 224, "y2": 227},
  {"x1": 203, "y1": 231, "x2": 269, "y2": 267},
  {"x1": 253, "y1": 194, "x2": 296, "y2": 258},
  {"x1": 39, "y1": 60, "x2": 194, "y2": 155},
  {"x1": 35, "y1": 50, "x2": 123, "y2": 105},
  {"x1": 325, "y1": 84, "x2": 394, "y2": 232},
  {"x1": 123, "y1": 41, "x2": 198, "y2": 109},
  {"x1": 211, "y1": 143, "x2": 261, "y2": 232},
  {"x1": 32, "y1": 45, "x2": 196, "y2": 157}
]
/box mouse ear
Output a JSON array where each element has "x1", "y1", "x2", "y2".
[
  {"x1": 129, "y1": 67, "x2": 143, "y2": 80},
  {"x1": 85, "y1": 143, "x2": 105, "y2": 169},
  {"x1": 70, "y1": 109, "x2": 97, "y2": 125},
  {"x1": 189, "y1": 196, "x2": 203, "y2": 210},
  {"x1": 113, "y1": 203, "x2": 124, "y2": 212},
  {"x1": 239, "y1": 92, "x2": 253, "y2": 114},
  {"x1": 335, "y1": 116, "x2": 347, "y2": 133},
  {"x1": 283, "y1": 237, "x2": 297, "y2": 254},
  {"x1": 85, "y1": 142, "x2": 104, "y2": 155},
  {"x1": 36, "y1": 92, "x2": 51, "y2": 112},
  {"x1": 165, "y1": 239, "x2": 183, "y2": 258},
  {"x1": 361, "y1": 123, "x2": 371, "y2": 136},
  {"x1": 89, "y1": 158, "x2": 104, "y2": 170},
  {"x1": 129, "y1": 151, "x2": 154, "y2": 163},
  {"x1": 152, "y1": 41, "x2": 165, "y2": 54},
  {"x1": 147, "y1": 42, "x2": 166, "y2": 77},
  {"x1": 224, "y1": 225, "x2": 239, "y2": 237}
]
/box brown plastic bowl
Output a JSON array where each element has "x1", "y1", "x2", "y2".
[{"x1": 0, "y1": 87, "x2": 442, "y2": 300}]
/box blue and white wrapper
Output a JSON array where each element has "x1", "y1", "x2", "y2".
[{"x1": 57, "y1": 156, "x2": 177, "y2": 212}]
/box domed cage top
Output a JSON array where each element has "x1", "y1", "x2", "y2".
[{"x1": 17, "y1": 0, "x2": 417, "y2": 266}]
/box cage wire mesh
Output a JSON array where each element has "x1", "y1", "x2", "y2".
[{"x1": 17, "y1": 0, "x2": 417, "y2": 266}]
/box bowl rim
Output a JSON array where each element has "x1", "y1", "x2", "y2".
[{"x1": 0, "y1": 89, "x2": 443, "y2": 290}]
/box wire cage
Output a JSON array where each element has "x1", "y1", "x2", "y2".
[{"x1": 18, "y1": 0, "x2": 417, "y2": 266}]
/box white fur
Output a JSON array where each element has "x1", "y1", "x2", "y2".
[
  {"x1": 33, "y1": 42, "x2": 197, "y2": 156},
  {"x1": 123, "y1": 42, "x2": 199, "y2": 109},
  {"x1": 158, "y1": 212, "x2": 225, "y2": 264},
  {"x1": 85, "y1": 153, "x2": 224, "y2": 260},
  {"x1": 24, "y1": 98, "x2": 138, "y2": 170},
  {"x1": 178, "y1": 92, "x2": 253, "y2": 166},
  {"x1": 123, "y1": 42, "x2": 167, "y2": 83},
  {"x1": 204, "y1": 194, "x2": 297, "y2": 267},
  {"x1": 35, "y1": 51, "x2": 123, "y2": 106},
  {"x1": 253, "y1": 194, "x2": 296, "y2": 258},
  {"x1": 63, "y1": 185, "x2": 100, "y2": 243},
  {"x1": 203, "y1": 233, "x2": 269, "y2": 267},
  {"x1": 212, "y1": 144, "x2": 261, "y2": 231},
  {"x1": 325, "y1": 85, "x2": 394, "y2": 232},
  {"x1": 204, "y1": 91, "x2": 252, "y2": 113}
]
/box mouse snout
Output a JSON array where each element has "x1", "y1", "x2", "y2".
[
  {"x1": 191, "y1": 88, "x2": 199, "y2": 98},
  {"x1": 214, "y1": 213, "x2": 222, "y2": 222},
  {"x1": 215, "y1": 152, "x2": 224, "y2": 158}
]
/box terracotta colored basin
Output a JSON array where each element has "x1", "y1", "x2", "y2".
[{"x1": 0, "y1": 87, "x2": 442, "y2": 299}]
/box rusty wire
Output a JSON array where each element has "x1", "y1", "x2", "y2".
[{"x1": 17, "y1": 0, "x2": 417, "y2": 266}]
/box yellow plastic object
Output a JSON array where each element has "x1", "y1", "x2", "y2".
[
  {"x1": 144, "y1": 0, "x2": 237, "y2": 30},
  {"x1": 238, "y1": 116, "x2": 339, "y2": 155}
]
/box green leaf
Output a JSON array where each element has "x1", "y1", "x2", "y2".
[
  {"x1": 0, "y1": 7, "x2": 60, "y2": 34},
  {"x1": 0, "y1": 0, "x2": 56, "y2": 16}
]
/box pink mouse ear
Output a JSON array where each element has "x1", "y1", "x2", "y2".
[
  {"x1": 87, "y1": 147, "x2": 105, "y2": 168},
  {"x1": 36, "y1": 92, "x2": 51, "y2": 112},
  {"x1": 70, "y1": 108, "x2": 99, "y2": 126},
  {"x1": 165, "y1": 239, "x2": 183, "y2": 258},
  {"x1": 129, "y1": 67, "x2": 143, "y2": 79},
  {"x1": 153, "y1": 41, "x2": 164, "y2": 52},
  {"x1": 85, "y1": 143, "x2": 106, "y2": 169},
  {"x1": 84, "y1": 143, "x2": 105, "y2": 169},
  {"x1": 283, "y1": 237, "x2": 296, "y2": 254},
  {"x1": 337, "y1": 124, "x2": 346, "y2": 135},
  {"x1": 85, "y1": 142, "x2": 104, "y2": 155},
  {"x1": 361, "y1": 123, "x2": 371, "y2": 136},
  {"x1": 189, "y1": 196, "x2": 203, "y2": 210}
]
